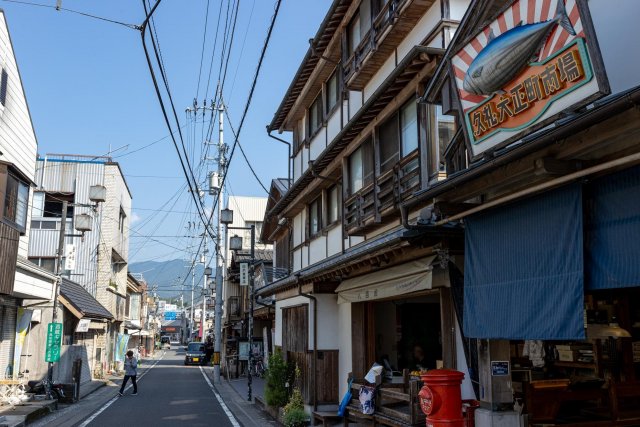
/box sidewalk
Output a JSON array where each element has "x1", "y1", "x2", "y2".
[{"x1": 203, "y1": 368, "x2": 278, "y2": 427}]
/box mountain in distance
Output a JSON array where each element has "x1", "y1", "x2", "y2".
[{"x1": 128, "y1": 259, "x2": 206, "y2": 299}]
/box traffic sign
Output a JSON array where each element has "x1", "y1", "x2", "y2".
[
  {"x1": 164, "y1": 311, "x2": 177, "y2": 320},
  {"x1": 45, "y1": 322, "x2": 63, "y2": 362}
]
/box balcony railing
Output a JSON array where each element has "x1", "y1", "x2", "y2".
[
  {"x1": 343, "y1": 0, "x2": 409, "y2": 88},
  {"x1": 344, "y1": 150, "x2": 421, "y2": 234}
]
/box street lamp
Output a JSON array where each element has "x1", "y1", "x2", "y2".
[
  {"x1": 223, "y1": 208, "x2": 256, "y2": 401},
  {"x1": 47, "y1": 184, "x2": 106, "y2": 396},
  {"x1": 229, "y1": 235, "x2": 243, "y2": 251}
]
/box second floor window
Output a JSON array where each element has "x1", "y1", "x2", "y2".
[
  {"x1": 3, "y1": 171, "x2": 29, "y2": 232},
  {"x1": 119, "y1": 207, "x2": 126, "y2": 234},
  {"x1": 348, "y1": 138, "x2": 374, "y2": 195},
  {"x1": 308, "y1": 94, "x2": 323, "y2": 137},
  {"x1": 429, "y1": 105, "x2": 457, "y2": 177},
  {"x1": 326, "y1": 185, "x2": 340, "y2": 224},
  {"x1": 401, "y1": 101, "x2": 418, "y2": 156},
  {"x1": 326, "y1": 71, "x2": 339, "y2": 114},
  {"x1": 308, "y1": 197, "x2": 322, "y2": 237},
  {"x1": 379, "y1": 100, "x2": 419, "y2": 174}
]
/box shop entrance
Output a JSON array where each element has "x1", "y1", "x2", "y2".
[{"x1": 352, "y1": 290, "x2": 445, "y2": 381}]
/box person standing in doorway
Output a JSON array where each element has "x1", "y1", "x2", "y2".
[{"x1": 119, "y1": 350, "x2": 138, "y2": 396}]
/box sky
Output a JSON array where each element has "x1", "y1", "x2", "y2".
[{"x1": 3, "y1": 0, "x2": 331, "y2": 263}]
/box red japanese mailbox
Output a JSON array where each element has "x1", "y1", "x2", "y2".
[{"x1": 419, "y1": 369, "x2": 465, "y2": 427}]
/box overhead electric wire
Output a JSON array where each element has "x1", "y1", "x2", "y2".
[
  {"x1": 0, "y1": 0, "x2": 140, "y2": 29},
  {"x1": 204, "y1": 0, "x2": 226, "y2": 103},
  {"x1": 222, "y1": 102, "x2": 269, "y2": 194},
  {"x1": 195, "y1": 0, "x2": 212, "y2": 101},
  {"x1": 140, "y1": 0, "x2": 215, "y2": 241},
  {"x1": 218, "y1": 0, "x2": 240, "y2": 102}
]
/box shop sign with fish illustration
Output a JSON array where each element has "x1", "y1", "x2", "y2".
[{"x1": 451, "y1": 0, "x2": 610, "y2": 156}]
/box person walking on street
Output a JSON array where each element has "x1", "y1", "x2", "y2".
[{"x1": 119, "y1": 350, "x2": 138, "y2": 396}]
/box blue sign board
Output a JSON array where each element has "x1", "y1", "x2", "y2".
[
  {"x1": 164, "y1": 311, "x2": 177, "y2": 320},
  {"x1": 491, "y1": 361, "x2": 510, "y2": 376}
]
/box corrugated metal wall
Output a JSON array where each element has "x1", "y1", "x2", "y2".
[{"x1": 31, "y1": 159, "x2": 107, "y2": 297}]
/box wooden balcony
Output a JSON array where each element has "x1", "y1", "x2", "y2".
[
  {"x1": 344, "y1": 151, "x2": 421, "y2": 234},
  {"x1": 343, "y1": 0, "x2": 436, "y2": 90}
]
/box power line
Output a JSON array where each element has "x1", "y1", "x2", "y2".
[
  {"x1": 222, "y1": 102, "x2": 269, "y2": 194},
  {"x1": 0, "y1": 0, "x2": 140, "y2": 29},
  {"x1": 139, "y1": 0, "x2": 214, "y2": 242},
  {"x1": 195, "y1": 0, "x2": 211, "y2": 101}
]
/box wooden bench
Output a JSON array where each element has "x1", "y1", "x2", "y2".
[
  {"x1": 342, "y1": 374, "x2": 425, "y2": 426},
  {"x1": 312, "y1": 411, "x2": 343, "y2": 426}
]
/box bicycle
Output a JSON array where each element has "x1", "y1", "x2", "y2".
[{"x1": 248, "y1": 358, "x2": 266, "y2": 378}]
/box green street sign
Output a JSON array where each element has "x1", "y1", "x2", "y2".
[{"x1": 45, "y1": 322, "x2": 63, "y2": 363}]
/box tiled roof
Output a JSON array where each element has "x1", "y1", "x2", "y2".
[{"x1": 60, "y1": 278, "x2": 113, "y2": 320}]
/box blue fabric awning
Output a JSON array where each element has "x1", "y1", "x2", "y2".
[
  {"x1": 586, "y1": 166, "x2": 640, "y2": 290},
  {"x1": 464, "y1": 184, "x2": 585, "y2": 340}
]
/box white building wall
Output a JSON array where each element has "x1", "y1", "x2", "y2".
[
  {"x1": 274, "y1": 294, "x2": 339, "y2": 351},
  {"x1": 0, "y1": 11, "x2": 38, "y2": 258},
  {"x1": 308, "y1": 235, "x2": 326, "y2": 265},
  {"x1": 309, "y1": 127, "x2": 327, "y2": 161},
  {"x1": 326, "y1": 109, "x2": 341, "y2": 145},
  {"x1": 326, "y1": 226, "x2": 341, "y2": 257},
  {"x1": 397, "y1": 0, "x2": 443, "y2": 59},
  {"x1": 337, "y1": 302, "x2": 352, "y2": 398}
]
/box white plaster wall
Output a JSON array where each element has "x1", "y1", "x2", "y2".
[
  {"x1": 345, "y1": 235, "x2": 365, "y2": 250},
  {"x1": 293, "y1": 247, "x2": 302, "y2": 272},
  {"x1": 309, "y1": 235, "x2": 326, "y2": 265},
  {"x1": 327, "y1": 226, "x2": 342, "y2": 257},
  {"x1": 302, "y1": 246, "x2": 309, "y2": 269},
  {"x1": 397, "y1": 0, "x2": 442, "y2": 59},
  {"x1": 293, "y1": 150, "x2": 303, "y2": 182},
  {"x1": 348, "y1": 91, "x2": 362, "y2": 120},
  {"x1": 302, "y1": 146, "x2": 310, "y2": 176},
  {"x1": 338, "y1": 302, "x2": 352, "y2": 398},
  {"x1": 309, "y1": 127, "x2": 327, "y2": 161},
  {"x1": 326, "y1": 108, "x2": 341, "y2": 144},
  {"x1": 364, "y1": 52, "x2": 397, "y2": 102},
  {"x1": 315, "y1": 293, "x2": 339, "y2": 350},
  {"x1": 293, "y1": 212, "x2": 303, "y2": 247}
]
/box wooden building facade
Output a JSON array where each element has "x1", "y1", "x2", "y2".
[{"x1": 259, "y1": 0, "x2": 477, "y2": 419}]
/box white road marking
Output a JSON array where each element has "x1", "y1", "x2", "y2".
[
  {"x1": 77, "y1": 354, "x2": 164, "y2": 427},
  {"x1": 199, "y1": 366, "x2": 241, "y2": 427}
]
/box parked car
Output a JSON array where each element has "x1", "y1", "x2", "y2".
[{"x1": 184, "y1": 342, "x2": 206, "y2": 365}]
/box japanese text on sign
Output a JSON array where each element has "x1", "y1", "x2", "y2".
[
  {"x1": 45, "y1": 322, "x2": 63, "y2": 362},
  {"x1": 468, "y1": 41, "x2": 588, "y2": 141}
]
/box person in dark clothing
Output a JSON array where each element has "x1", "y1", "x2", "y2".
[
  {"x1": 411, "y1": 344, "x2": 436, "y2": 371},
  {"x1": 119, "y1": 350, "x2": 138, "y2": 396}
]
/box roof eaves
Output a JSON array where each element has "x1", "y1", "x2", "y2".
[{"x1": 268, "y1": 0, "x2": 348, "y2": 132}]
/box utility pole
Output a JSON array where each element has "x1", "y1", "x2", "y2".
[
  {"x1": 213, "y1": 103, "x2": 226, "y2": 383},
  {"x1": 47, "y1": 201, "x2": 68, "y2": 388},
  {"x1": 190, "y1": 262, "x2": 195, "y2": 341},
  {"x1": 201, "y1": 233, "x2": 208, "y2": 341}
]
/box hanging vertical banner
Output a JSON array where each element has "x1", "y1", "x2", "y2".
[
  {"x1": 115, "y1": 333, "x2": 130, "y2": 362},
  {"x1": 239, "y1": 263, "x2": 249, "y2": 286},
  {"x1": 64, "y1": 244, "x2": 76, "y2": 271},
  {"x1": 45, "y1": 322, "x2": 63, "y2": 363},
  {"x1": 13, "y1": 308, "x2": 32, "y2": 377}
]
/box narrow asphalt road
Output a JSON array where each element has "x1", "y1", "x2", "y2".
[
  {"x1": 86, "y1": 348, "x2": 235, "y2": 427},
  {"x1": 33, "y1": 348, "x2": 238, "y2": 427}
]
